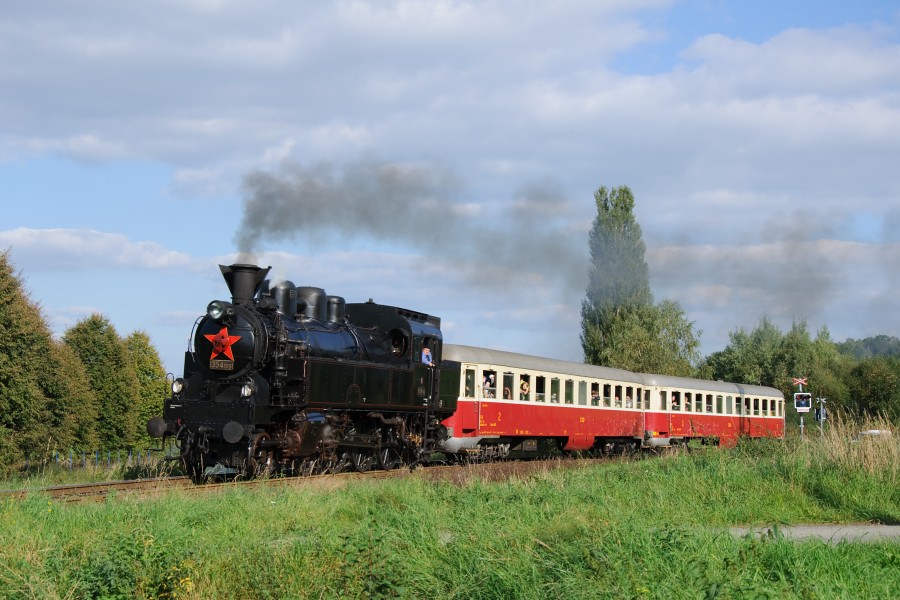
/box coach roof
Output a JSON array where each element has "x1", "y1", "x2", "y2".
[
  {"x1": 444, "y1": 344, "x2": 783, "y2": 399},
  {"x1": 443, "y1": 344, "x2": 644, "y2": 384}
]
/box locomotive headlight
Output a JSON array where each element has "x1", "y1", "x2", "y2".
[
  {"x1": 172, "y1": 378, "x2": 185, "y2": 394},
  {"x1": 240, "y1": 382, "x2": 256, "y2": 398},
  {"x1": 207, "y1": 300, "x2": 225, "y2": 320}
]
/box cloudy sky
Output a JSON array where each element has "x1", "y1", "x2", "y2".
[{"x1": 2, "y1": 0, "x2": 899, "y2": 373}]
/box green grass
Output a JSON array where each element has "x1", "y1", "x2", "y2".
[{"x1": 1, "y1": 424, "x2": 898, "y2": 599}]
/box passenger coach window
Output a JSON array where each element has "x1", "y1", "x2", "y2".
[
  {"x1": 464, "y1": 369, "x2": 476, "y2": 398},
  {"x1": 706, "y1": 395, "x2": 713, "y2": 413},
  {"x1": 536, "y1": 376, "x2": 546, "y2": 402},
  {"x1": 636, "y1": 388, "x2": 643, "y2": 409},
  {"x1": 671, "y1": 391, "x2": 681, "y2": 411},
  {"x1": 519, "y1": 374, "x2": 531, "y2": 401},
  {"x1": 483, "y1": 370, "x2": 496, "y2": 398},
  {"x1": 614, "y1": 385, "x2": 622, "y2": 407},
  {"x1": 685, "y1": 392, "x2": 692, "y2": 412},
  {"x1": 603, "y1": 384, "x2": 611, "y2": 407},
  {"x1": 716, "y1": 395, "x2": 723, "y2": 414},
  {"x1": 578, "y1": 381, "x2": 587, "y2": 405},
  {"x1": 726, "y1": 396, "x2": 733, "y2": 414},
  {"x1": 503, "y1": 372, "x2": 514, "y2": 400},
  {"x1": 551, "y1": 378, "x2": 560, "y2": 403},
  {"x1": 591, "y1": 383, "x2": 600, "y2": 406},
  {"x1": 753, "y1": 398, "x2": 759, "y2": 416},
  {"x1": 661, "y1": 390, "x2": 668, "y2": 410},
  {"x1": 565, "y1": 380, "x2": 574, "y2": 404},
  {"x1": 695, "y1": 395, "x2": 702, "y2": 413}
]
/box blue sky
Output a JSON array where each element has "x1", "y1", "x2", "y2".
[{"x1": 2, "y1": 0, "x2": 899, "y2": 374}]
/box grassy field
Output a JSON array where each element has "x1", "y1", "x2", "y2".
[{"x1": 1, "y1": 417, "x2": 898, "y2": 599}]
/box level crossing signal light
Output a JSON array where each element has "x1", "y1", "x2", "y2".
[{"x1": 794, "y1": 392, "x2": 812, "y2": 413}]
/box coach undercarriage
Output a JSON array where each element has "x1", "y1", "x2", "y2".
[{"x1": 447, "y1": 435, "x2": 650, "y2": 461}]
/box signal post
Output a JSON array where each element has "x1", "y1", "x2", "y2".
[
  {"x1": 815, "y1": 397, "x2": 827, "y2": 435},
  {"x1": 793, "y1": 377, "x2": 811, "y2": 438}
]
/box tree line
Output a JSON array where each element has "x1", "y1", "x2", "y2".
[
  {"x1": 0, "y1": 250, "x2": 165, "y2": 475},
  {"x1": 580, "y1": 185, "x2": 900, "y2": 424}
]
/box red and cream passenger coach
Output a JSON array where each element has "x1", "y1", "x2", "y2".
[{"x1": 437, "y1": 345, "x2": 784, "y2": 457}]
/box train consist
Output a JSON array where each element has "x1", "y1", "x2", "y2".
[{"x1": 147, "y1": 263, "x2": 784, "y2": 479}]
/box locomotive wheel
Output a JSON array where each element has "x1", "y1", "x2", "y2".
[
  {"x1": 332, "y1": 452, "x2": 353, "y2": 474},
  {"x1": 350, "y1": 450, "x2": 375, "y2": 472},
  {"x1": 247, "y1": 432, "x2": 275, "y2": 477},
  {"x1": 298, "y1": 458, "x2": 319, "y2": 477},
  {"x1": 377, "y1": 446, "x2": 401, "y2": 471}
]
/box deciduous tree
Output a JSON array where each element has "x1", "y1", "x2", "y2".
[
  {"x1": 64, "y1": 315, "x2": 140, "y2": 449},
  {"x1": 0, "y1": 250, "x2": 54, "y2": 470},
  {"x1": 45, "y1": 340, "x2": 100, "y2": 451},
  {"x1": 580, "y1": 186, "x2": 699, "y2": 375},
  {"x1": 124, "y1": 330, "x2": 167, "y2": 448},
  {"x1": 705, "y1": 316, "x2": 783, "y2": 386},
  {"x1": 848, "y1": 357, "x2": 900, "y2": 419}
]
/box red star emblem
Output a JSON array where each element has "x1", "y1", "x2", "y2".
[{"x1": 204, "y1": 326, "x2": 242, "y2": 361}]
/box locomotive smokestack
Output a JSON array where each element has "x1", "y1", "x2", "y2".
[{"x1": 220, "y1": 263, "x2": 271, "y2": 305}]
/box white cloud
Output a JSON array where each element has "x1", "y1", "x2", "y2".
[
  {"x1": 0, "y1": 228, "x2": 196, "y2": 272},
  {"x1": 682, "y1": 26, "x2": 900, "y2": 96}
]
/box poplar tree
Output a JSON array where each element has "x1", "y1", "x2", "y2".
[{"x1": 581, "y1": 186, "x2": 651, "y2": 365}]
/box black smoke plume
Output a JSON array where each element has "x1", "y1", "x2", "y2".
[{"x1": 236, "y1": 158, "x2": 588, "y2": 295}]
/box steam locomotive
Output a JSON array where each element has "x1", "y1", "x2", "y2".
[{"x1": 147, "y1": 263, "x2": 458, "y2": 479}]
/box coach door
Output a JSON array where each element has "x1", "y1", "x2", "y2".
[
  {"x1": 635, "y1": 385, "x2": 647, "y2": 438},
  {"x1": 643, "y1": 388, "x2": 669, "y2": 442}
]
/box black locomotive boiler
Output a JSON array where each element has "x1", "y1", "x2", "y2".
[{"x1": 147, "y1": 263, "x2": 457, "y2": 478}]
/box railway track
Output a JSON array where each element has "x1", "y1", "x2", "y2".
[
  {"x1": 1, "y1": 457, "x2": 610, "y2": 503},
  {"x1": 0, "y1": 476, "x2": 194, "y2": 502}
]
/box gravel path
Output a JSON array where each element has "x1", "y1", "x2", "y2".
[{"x1": 730, "y1": 524, "x2": 900, "y2": 544}]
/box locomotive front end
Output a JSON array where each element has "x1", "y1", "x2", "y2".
[
  {"x1": 149, "y1": 261, "x2": 455, "y2": 481},
  {"x1": 148, "y1": 263, "x2": 273, "y2": 477}
]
